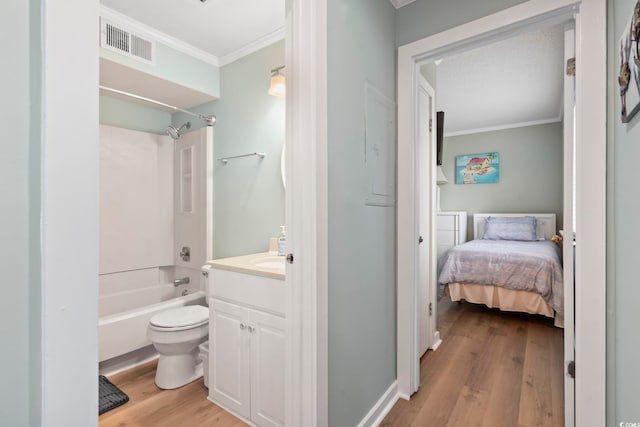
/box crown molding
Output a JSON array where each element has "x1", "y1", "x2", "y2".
[
  {"x1": 219, "y1": 27, "x2": 286, "y2": 67},
  {"x1": 443, "y1": 116, "x2": 562, "y2": 138},
  {"x1": 389, "y1": 0, "x2": 417, "y2": 9},
  {"x1": 99, "y1": 5, "x2": 220, "y2": 67}
]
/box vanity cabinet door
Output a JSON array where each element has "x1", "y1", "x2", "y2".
[
  {"x1": 209, "y1": 299, "x2": 251, "y2": 419},
  {"x1": 249, "y1": 309, "x2": 286, "y2": 427}
]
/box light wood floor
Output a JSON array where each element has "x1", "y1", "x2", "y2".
[
  {"x1": 99, "y1": 360, "x2": 248, "y2": 427},
  {"x1": 381, "y1": 298, "x2": 564, "y2": 427},
  {"x1": 100, "y1": 298, "x2": 563, "y2": 427}
]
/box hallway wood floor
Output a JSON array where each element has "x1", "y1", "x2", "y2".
[
  {"x1": 381, "y1": 298, "x2": 564, "y2": 427},
  {"x1": 100, "y1": 297, "x2": 563, "y2": 427},
  {"x1": 99, "y1": 360, "x2": 247, "y2": 427}
]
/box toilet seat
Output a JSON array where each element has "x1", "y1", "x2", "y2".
[{"x1": 150, "y1": 305, "x2": 209, "y2": 332}]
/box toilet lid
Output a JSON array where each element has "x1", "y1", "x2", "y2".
[{"x1": 150, "y1": 305, "x2": 209, "y2": 329}]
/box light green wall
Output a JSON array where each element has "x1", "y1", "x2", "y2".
[
  {"x1": 100, "y1": 95, "x2": 171, "y2": 134},
  {"x1": 174, "y1": 41, "x2": 285, "y2": 259},
  {"x1": 100, "y1": 40, "x2": 285, "y2": 260},
  {"x1": 99, "y1": 34, "x2": 221, "y2": 133},
  {"x1": 440, "y1": 123, "x2": 564, "y2": 240},
  {"x1": 395, "y1": 0, "x2": 527, "y2": 46},
  {"x1": 608, "y1": 0, "x2": 640, "y2": 424},
  {"x1": 101, "y1": 42, "x2": 220, "y2": 97},
  {"x1": 1, "y1": 1, "x2": 39, "y2": 425},
  {"x1": 327, "y1": 0, "x2": 397, "y2": 425}
]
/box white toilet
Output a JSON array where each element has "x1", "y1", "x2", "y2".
[{"x1": 147, "y1": 305, "x2": 209, "y2": 389}]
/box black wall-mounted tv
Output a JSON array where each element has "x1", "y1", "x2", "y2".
[{"x1": 436, "y1": 111, "x2": 444, "y2": 166}]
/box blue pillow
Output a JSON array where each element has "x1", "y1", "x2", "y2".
[{"x1": 482, "y1": 216, "x2": 538, "y2": 241}]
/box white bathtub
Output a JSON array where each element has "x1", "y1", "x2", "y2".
[{"x1": 98, "y1": 285, "x2": 207, "y2": 362}]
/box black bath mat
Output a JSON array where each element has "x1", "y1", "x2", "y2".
[{"x1": 99, "y1": 375, "x2": 129, "y2": 415}]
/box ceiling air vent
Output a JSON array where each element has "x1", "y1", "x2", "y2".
[{"x1": 100, "y1": 19, "x2": 155, "y2": 65}]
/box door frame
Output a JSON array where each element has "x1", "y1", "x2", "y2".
[
  {"x1": 562, "y1": 23, "x2": 576, "y2": 427},
  {"x1": 285, "y1": 0, "x2": 329, "y2": 426},
  {"x1": 396, "y1": 0, "x2": 606, "y2": 425},
  {"x1": 416, "y1": 74, "x2": 439, "y2": 364},
  {"x1": 40, "y1": 0, "x2": 328, "y2": 425}
]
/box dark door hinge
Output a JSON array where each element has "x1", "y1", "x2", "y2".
[
  {"x1": 568, "y1": 360, "x2": 575, "y2": 378},
  {"x1": 286, "y1": 253, "x2": 294, "y2": 264},
  {"x1": 429, "y1": 302, "x2": 433, "y2": 316},
  {"x1": 566, "y1": 57, "x2": 576, "y2": 76}
]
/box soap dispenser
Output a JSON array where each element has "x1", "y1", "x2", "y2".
[{"x1": 278, "y1": 225, "x2": 286, "y2": 256}]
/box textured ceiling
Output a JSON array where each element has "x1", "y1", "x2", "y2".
[
  {"x1": 101, "y1": 0, "x2": 284, "y2": 58},
  {"x1": 430, "y1": 24, "x2": 565, "y2": 136}
]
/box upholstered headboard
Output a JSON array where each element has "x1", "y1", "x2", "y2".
[{"x1": 473, "y1": 213, "x2": 557, "y2": 240}]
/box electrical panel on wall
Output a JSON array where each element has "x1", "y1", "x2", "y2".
[{"x1": 364, "y1": 84, "x2": 396, "y2": 207}]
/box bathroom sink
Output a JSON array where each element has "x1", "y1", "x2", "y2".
[{"x1": 249, "y1": 256, "x2": 285, "y2": 270}]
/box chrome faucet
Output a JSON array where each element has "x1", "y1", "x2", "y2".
[{"x1": 173, "y1": 277, "x2": 190, "y2": 287}]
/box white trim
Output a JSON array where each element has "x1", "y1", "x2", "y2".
[
  {"x1": 356, "y1": 381, "x2": 399, "y2": 427},
  {"x1": 42, "y1": 0, "x2": 100, "y2": 425},
  {"x1": 416, "y1": 75, "x2": 438, "y2": 375},
  {"x1": 389, "y1": 0, "x2": 417, "y2": 9},
  {"x1": 431, "y1": 331, "x2": 442, "y2": 351},
  {"x1": 100, "y1": 5, "x2": 220, "y2": 67},
  {"x1": 397, "y1": 2, "x2": 605, "y2": 425},
  {"x1": 285, "y1": 0, "x2": 328, "y2": 426},
  {"x1": 443, "y1": 116, "x2": 563, "y2": 137},
  {"x1": 572, "y1": 1, "x2": 606, "y2": 425},
  {"x1": 101, "y1": 5, "x2": 287, "y2": 69},
  {"x1": 219, "y1": 27, "x2": 286, "y2": 66},
  {"x1": 562, "y1": 24, "x2": 576, "y2": 427}
]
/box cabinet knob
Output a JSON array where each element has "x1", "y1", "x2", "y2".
[
  {"x1": 240, "y1": 323, "x2": 247, "y2": 330},
  {"x1": 248, "y1": 325, "x2": 255, "y2": 333}
]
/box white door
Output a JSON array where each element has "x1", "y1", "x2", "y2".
[
  {"x1": 417, "y1": 75, "x2": 435, "y2": 362},
  {"x1": 174, "y1": 127, "x2": 213, "y2": 271},
  {"x1": 209, "y1": 299, "x2": 251, "y2": 419},
  {"x1": 249, "y1": 309, "x2": 286, "y2": 427},
  {"x1": 562, "y1": 25, "x2": 576, "y2": 427}
]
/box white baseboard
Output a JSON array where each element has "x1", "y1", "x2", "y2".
[
  {"x1": 99, "y1": 344, "x2": 159, "y2": 377},
  {"x1": 357, "y1": 380, "x2": 400, "y2": 427},
  {"x1": 431, "y1": 330, "x2": 442, "y2": 351}
]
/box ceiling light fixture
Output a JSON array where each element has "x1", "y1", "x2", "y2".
[{"x1": 269, "y1": 66, "x2": 286, "y2": 97}]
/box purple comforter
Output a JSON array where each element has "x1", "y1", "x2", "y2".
[{"x1": 438, "y1": 239, "x2": 564, "y2": 315}]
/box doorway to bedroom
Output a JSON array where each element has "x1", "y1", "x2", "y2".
[
  {"x1": 391, "y1": 0, "x2": 604, "y2": 424},
  {"x1": 422, "y1": 23, "x2": 571, "y2": 340},
  {"x1": 415, "y1": 23, "x2": 572, "y2": 426}
]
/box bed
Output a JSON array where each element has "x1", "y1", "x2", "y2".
[{"x1": 438, "y1": 213, "x2": 564, "y2": 326}]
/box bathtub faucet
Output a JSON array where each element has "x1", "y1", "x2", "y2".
[{"x1": 173, "y1": 277, "x2": 190, "y2": 287}]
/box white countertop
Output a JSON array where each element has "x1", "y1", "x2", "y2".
[{"x1": 206, "y1": 252, "x2": 286, "y2": 280}]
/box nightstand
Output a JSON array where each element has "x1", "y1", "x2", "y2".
[{"x1": 436, "y1": 211, "x2": 468, "y2": 260}]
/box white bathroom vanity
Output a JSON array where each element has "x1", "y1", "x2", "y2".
[{"x1": 205, "y1": 253, "x2": 286, "y2": 427}]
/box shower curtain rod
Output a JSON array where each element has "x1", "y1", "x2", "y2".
[{"x1": 99, "y1": 85, "x2": 216, "y2": 127}]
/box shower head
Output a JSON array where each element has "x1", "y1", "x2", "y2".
[{"x1": 167, "y1": 122, "x2": 191, "y2": 140}]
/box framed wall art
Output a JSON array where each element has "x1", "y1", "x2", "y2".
[
  {"x1": 455, "y1": 152, "x2": 500, "y2": 185},
  {"x1": 618, "y1": 1, "x2": 640, "y2": 123}
]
